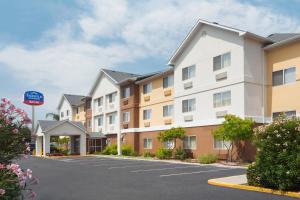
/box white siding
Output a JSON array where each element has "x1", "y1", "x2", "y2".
[
  {"x1": 91, "y1": 74, "x2": 120, "y2": 135},
  {"x1": 173, "y1": 24, "x2": 267, "y2": 126},
  {"x1": 59, "y1": 98, "x2": 72, "y2": 121}
]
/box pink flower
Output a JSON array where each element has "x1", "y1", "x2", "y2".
[
  {"x1": 26, "y1": 169, "x2": 33, "y2": 179},
  {"x1": 12, "y1": 129, "x2": 19, "y2": 134},
  {"x1": 0, "y1": 163, "x2": 5, "y2": 169},
  {"x1": 0, "y1": 189, "x2": 5, "y2": 196}
]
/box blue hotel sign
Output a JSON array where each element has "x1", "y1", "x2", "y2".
[{"x1": 24, "y1": 91, "x2": 44, "y2": 106}]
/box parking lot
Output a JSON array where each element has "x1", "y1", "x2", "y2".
[{"x1": 19, "y1": 156, "x2": 295, "y2": 200}]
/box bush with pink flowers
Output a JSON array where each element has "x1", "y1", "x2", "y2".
[{"x1": 0, "y1": 98, "x2": 38, "y2": 199}]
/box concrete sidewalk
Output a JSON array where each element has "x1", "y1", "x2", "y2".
[{"x1": 208, "y1": 175, "x2": 300, "y2": 199}]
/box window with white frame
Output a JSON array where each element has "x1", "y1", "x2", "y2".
[
  {"x1": 108, "y1": 114, "x2": 116, "y2": 125},
  {"x1": 182, "y1": 99, "x2": 196, "y2": 113},
  {"x1": 122, "y1": 87, "x2": 130, "y2": 98},
  {"x1": 96, "y1": 97, "x2": 103, "y2": 107},
  {"x1": 88, "y1": 120, "x2": 91, "y2": 128},
  {"x1": 272, "y1": 67, "x2": 296, "y2": 86},
  {"x1": 163, "y1": 105, "x2": 174, "y2": 117},
  {"x1": 143, "y1": 83, "x2": 152, "y2": 94},
  {"x1": 272, "y1": 110, "x2": 296, "y2": 119},
  {"x1": 76, "y1": 107, "x2": 80, "y2": 114},
  {"x1": 143, "y1": 138, "x2": 152, "y2": 149},
  {"x1": 143, "y1": 109, "x2": 152, "y2": 120},
  {"x1": 213, "y1": 91, "x2": 231, "y2": 108},
  {"x1": 214, "y1": 139, "x2": 231, "y2": 149},
  {"x1": 164, "y1": 140, "x2": 175, "y2": 149},
  {"x1": 107, "y1": 93, "x2": 116, "y2": 103},
  {"x1": 122, "y1": 112, "x2": 130, "y2": 123},
  {"x1": 66, "y1": 110, "x2": 69, "y2": 116},
  {"x1": 213, "y1": 52, "x2": 231, "y2": 71},
  {"x1": 182, "y1": 65, "x2": 195, "y2": 81},
  {"x1": 61, "y1": 112, "x2": 64, "y2": 118},
  {"x1": 97, "y1": 115, "x2": 103, "y2": 126},
  {"x1": 183, "y1": 136, "x2": 196, "y2": 150},
  {"x1": 163, "y1": 75, "x2": 174, "y2": 88}
]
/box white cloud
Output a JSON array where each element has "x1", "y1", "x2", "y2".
[{"x1": 0, "y1": 0, "x2": 299, "y2": 117}]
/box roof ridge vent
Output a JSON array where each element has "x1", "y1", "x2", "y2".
[{"x1": 212, "y1": 22, "x2": 219, "y2": 24}]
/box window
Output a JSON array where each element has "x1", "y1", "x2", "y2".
[
  {"x1": 96, "y1": 97, "x2": 103, "y2": 107},
  {"x1": 108, "y1": 93, "x2": 116, "y2": 103},
  {"x1": 213, "y1": 91, "x2": 231, "y2": 108},
  {"x1": 214, "y1": 139, "x2": 231, "y2": 149},
  {"x1": 88, "y1": 120, "x2": 91, "y2": 128},
  {"x1": 143, "y1": 138, "x2": 152, "y2": 149},
  {"x1": 272, "y1": 110, "x2": 296, "y2": 119},
  {"x1": 109, "y1": 114, "x2": 116, "y2": 125},
  {"x1": 122, "y1": 87, "x2": 130, "y2": 98},
  {"x1": 66, "y1": 110, "x2": 69, "y2": 116},
  {"x1": 163, "y1": 105, "x2": 174, "y2": 117},
  {"x1": 213, "y1": 52, "x2": 231, "y2": 71},
  {"x1": 182, "y1": 99, "x2": 196, "y2": 113},
  {"x1": 163, "y1": 75, "x2": 174, "y2": 88},
  {"x1": 143, "y1": 83, "x2": 152, "y2": 94},
  {"x1": 182, "y1": 65, "x2": 195, "y2": 81},
  {"x1": 164, "y1": 140, "x2": 175, "y2": 149},
  {"x1": 123, "y1": 112, "x2": 130, "y2": 123},
  {"x1": 97, "y1": 115, "x2": 103, "y2": 126},
  {"x1": 143, "y1": 109, "x2": 152, "y2": 120},
  {"x1": 76, "y1": 107, "x2": 80, "y2": 114},
  {"x1": 183, "y1": 136, "x2": 196, "y2": 150},
  {"x1": 61, "y1": 112, "x2": 64, "y2": 118},
  {"x1": 272, "y1": 67, "x2": 296, "y2": 86}
]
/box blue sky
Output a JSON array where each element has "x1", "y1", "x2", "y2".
[{"x1": 0, "y1": 0, "x2": 300, "y2": 122}]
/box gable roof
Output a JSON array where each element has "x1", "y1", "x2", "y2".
[
  {"x1": 168, "y1": 19, "x2": 272, "y2": 65},
  {"x1": 57, "y1": 94, "x2": 86, "y2": 110},
  {"x1": 264, "y1": 33, "x2": 300, "y2": 50},
  {"x1": 135, "y1": 68, "x2": 173, "y2": 84},
  {"x1": 37, "y1": 120, "x2": 86, "y2": 133},
  {"x1": 267, "y1": 33, "x2": 300, "y2": 43},
  {"x1": 88, "y1": 68, "x2": 140, "y2": 96}
]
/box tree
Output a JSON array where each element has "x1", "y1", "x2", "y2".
[
  {"x1": 213, "y1": 114, "x2": 254, "y2": 162},
  {"x1": 45, "y1": 113, "x2": 59, "y2": 121},
  {"x1": 158, "y1": 127, "x2": 185, "y2": 149}
]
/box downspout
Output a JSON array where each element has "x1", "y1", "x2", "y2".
[{"x1": 262, "y1": 48, "x2": 265, "y2": 124}]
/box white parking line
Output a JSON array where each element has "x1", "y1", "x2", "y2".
[
  {"x1": 92, "y1": 161, "x2": 139, "y2": 167},
  {"x1": 108, "y1": 163, "x2": 176, "y2": 169},
  {"x1": 131, "y1": 165, "x2": 204, "y2": 173},
  {"x1": 160, "y1": 168, "x2": 232, "y2": 177}
]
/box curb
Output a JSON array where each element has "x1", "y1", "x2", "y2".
[
  {"x1": 91, "y1": 155, "x2": 246, "y2": 169},
  {"x1": 208, "y1": 178, "x2": 300, "y2": 198}
]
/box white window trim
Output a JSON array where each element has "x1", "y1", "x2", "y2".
[
  {"x1": 123, "y1": 112, "x2": 130, "y2": 123},
  {"x1": 213, "y1": 139, "x2": 231, "y2": 150},
  {"x1": 272, "y1": 67, "x2": 296, "y2": 87},
  {"x1": 213, "y1": 52, "x2": 231, "y2": 72},
  {"x1": 144, "y1": 138, "x2": 153, "y2": 149}
]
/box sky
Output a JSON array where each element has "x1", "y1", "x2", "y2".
[{"x1": 0, "y1": 0, "x2": 300, "y2": 122}]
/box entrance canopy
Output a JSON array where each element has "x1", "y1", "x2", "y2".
[{"x1": 35, "y1": 120, "x2": 87, "y2": 156}]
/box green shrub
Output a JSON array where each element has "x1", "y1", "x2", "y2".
[
  {"x1": 131, "y1": 151, "x2": 139, "y2": 157},
  {"x1": 174, "y1": 148, "x2": 187, "y2": 160},
  {"x1": 156, "y1": 148, "x2": 172, "y2": 159},
  {"x1": 247, "y1": 116, "x2": 300, "y2": 191},
  {"x1": 143, "y1": 151, "x2": 155, "y2": 158},
  {"x1": 102, "y1": 144, "x2": 118, "y2": 155},
  {"x1": 198, "y1": 154, "x2": 218, "y2": 164},
  {"x1": 121, "y1": 145, "x2": 133, "y2": 156}
]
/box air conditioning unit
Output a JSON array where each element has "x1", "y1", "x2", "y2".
[
  {"x1": 184, "y1": 115, "x2": 193, "y2": 122},
  {"x1": 144, "y1": 96, "x2": 150, "y2": 101},
  {"x1": 164, "y1": 118, "x2": 172, "y2": 125},
  {"x1": 110, "y1": 126, "x2": 115, "y2": 131},
  {"x1": 184, "y1": 81, "x2": 193, "y2": 89},
  {"x1": 164, "y1": 89, "x2": 172, "y2": 96},
  {"x1": 109, "y1": 104, "x2": 115, "y2": 109},
  {"x1": 215, "y1": 72, "x2": 227, "y2": 81},
  {"x1": 123, "y1": 123, "x2": 129, "y2": 129},
  {"x1": 123, "y1": 99, "x2": 129, "y2": 105},
  {"x1": 216, "y1": 111, "x2": 227, "y2": 118},
  {"x1": 144, "y1": 122, "x2": 150, "y2": 127}
]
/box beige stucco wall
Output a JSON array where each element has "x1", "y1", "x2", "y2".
[
  {"x1": 73, "y1": 104, "x2": 86, "y2": 125},
  {"x1": 266, "y1": 41, "x2": 300, "y2": 116},
  {"x1": 139, "y1": 75, "x2": 174, "y2": 127}
]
